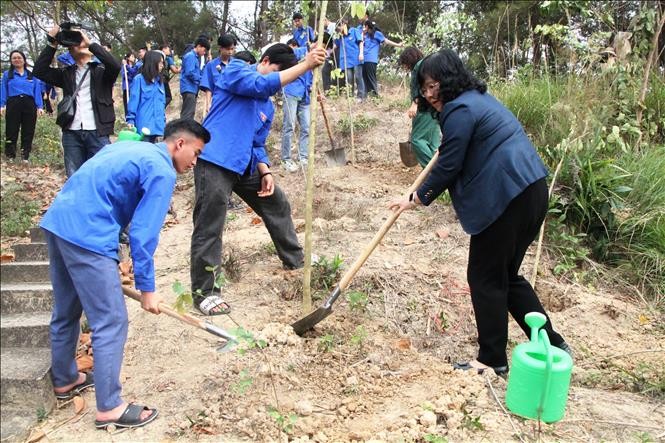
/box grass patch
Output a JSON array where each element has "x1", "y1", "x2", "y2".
[
  {"x1": 1, "y1": 183, "x2": 41, "y2": 236},
  {"x1": 337, "y1": 114, "x2": 379, "y2": 136}
]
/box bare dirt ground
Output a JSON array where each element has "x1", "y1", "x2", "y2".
[{"x1": 3, "y1": 82, "x2": 664, "y2": 442}]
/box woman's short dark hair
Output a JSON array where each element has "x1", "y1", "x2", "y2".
[
  {"x1": 259, "y1": 43, "x2": 297, "y2": 70},
  {"x1": 9, "y1": 50, "x2": 27, "y2": 67},
  {"x1": 363, "y1": 20, "x2": 376, "y2": 38},
  {"x1": 417, "y1": 48, "x2": 487, "y2": 113},
  {"x1": 164, "y1": 118, "x2": 211, "y2": 144},
  {"x1": 398, "y1": 47, "x2": 423, "y2": 71},
  {"x1": 234, "y1": 51, "x2": 256, "y2": 64},
  {"x1": 141, "y1": 50, "x2": 163, "y2": 83}
]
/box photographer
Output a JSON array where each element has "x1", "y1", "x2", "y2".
[{"x1": 33, "y1": 24, "x2": 121, "y2": 177}]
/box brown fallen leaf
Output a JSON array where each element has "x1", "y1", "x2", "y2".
[
  {"x1": 435, "y1": 228, "x2": 450, "y2": 239},
  {"x1": 0, "y1": 254, "x2": 14, "y2": 263},
  {"x1": 394, "y1": 338, "x2": 411, "y2": 351},
  {"x1": 250, "y1": 217, "x2": 262, "y2": 225},
  {"x1": 245, "y1": 207, "x2": 254, "y2": 213},
  {"x1": 73, "y1": 396, "x2": 86, "y2": 414}
]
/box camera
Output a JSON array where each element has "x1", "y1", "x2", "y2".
[{"x1": 56, "y1": 22, "x2": 83, "y2": 47}]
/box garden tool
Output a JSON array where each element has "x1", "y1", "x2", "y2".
[
  {"x1": 399, "y1": 140, "x2": 419, "y2": 167},
  {"x1": 319, "y1": 93, "x2": 347, "y2": 166},
  {"x1": 122, "y1": 286, "x2": 238, "y2": 352},
  {"x1": 292, "y1": 150, "x2": 440, "y2": 335}
]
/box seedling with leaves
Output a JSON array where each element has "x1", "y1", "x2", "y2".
[
  {"x1": 229, "y1": 326, "x2": 267, "y2": 356},
  {"x1": 424, "y1": 434, "x2": 448, "y2": 443},
  {"x1": 346, "y1": 290, "x2": 368, "y2": 313},
  {"x1": 232, "y1": 369, "x2": 253, "y2": 395},
  {"x1": 267, "y1": 406, "x2": 297, "y2": 434},
  {"x1": 311, "y1": 254, "x2": 344, "y2": 291},
  {"x1": 172, "y1": 280, "x2": 193, "y2": 314},
  {"x1": 350, "y1": 325, "x2": 368, "y2": 350},
  {"x1": 318, "y1": 333, "x2": 336, "y2": 352}
]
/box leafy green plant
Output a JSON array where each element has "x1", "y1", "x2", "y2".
[
  {"x1": 318, "y1": 333, "x2": 336, "y2": 352},
  {"x1": 338, "y1": 114, "x2": 379, "y2": 136},
  {"x1": 424, "y1": 434, "x2": 448, "y2": 443},
  {"x1": 346, "y1": 290, "x2": 368, "y2": 313},
  {"x1": 229, "y1": 326, "x2": 267, "y2": 356},
  {"x1": 172, "y1": 280, "x2": 193, "y2": 314},
  {"x1": 461, "y1": 412, "x2": 484, "y2": 431},
  {"x1": 0, "y1": 183, "x2": 40, "y2": 236},
  {"x1": 36, "y1": 407, "x2": 47, "y2": 422},
  {"x1": 232, "y1": 369, "x2": 253, "y2": 395},
  {"x1": 267, "y1": 406, "x2": 297, "y2": 434},
  {"x1": 311, "y1": 254, "x2": 344, "y2": 291},
  {"x1": 350, "y1": 325, "x2": 368, "y2": 349}
]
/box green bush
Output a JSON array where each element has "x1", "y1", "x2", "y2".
[{"x1": 1, "y1": 183, "x2": 41, "y2": 236}]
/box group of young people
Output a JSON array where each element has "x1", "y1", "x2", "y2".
[{"x1": 5, "y1": 11, "x2": 571, "y2": 433}]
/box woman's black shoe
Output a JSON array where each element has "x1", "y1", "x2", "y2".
[{"x1": 453, "y1": 361, "x2": 509, "y2": 376}]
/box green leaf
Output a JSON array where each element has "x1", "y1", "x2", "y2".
[{"x1": 172, "y1": 280, "x2": 185, "y2": 296}]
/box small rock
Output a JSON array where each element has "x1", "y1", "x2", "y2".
[
  {"x1": 295, "y1": 399, "x2": 314, "y2": 416},
  {"x1": 346, "y1": 402, "x2": 358, "y2": 412},
  {"x1": 346, "y1": 375, "x2": 359, "y2": 386},
  {"x1": 419, "y1": 410, "x2": 437, "y2": 427},
  {"x1": 338, "y1": 406, "x2": 349, "y2": 417}
]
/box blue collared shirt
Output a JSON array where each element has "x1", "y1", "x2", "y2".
[
  {"x1": 335, "y1": 27, "x2": 363, "y2": 69},
  {"x1": 293, "y1": 25, "x2": 316, "y2": 47},
  {"x1": 121, "y1": 63, "x2": 140, "y2": 91},
  {"x1": 1, "y1": 69, "x2": 44, "y2": 108},
  {"x1": 40, "y1": 141, "x2": 176, "y2": 292},
  {"x1": 283, "y1": 47, "x2": 311, "y2": 102},
  {"x1": 180, "y1": 51, "x2": 201, "y2": 94},
  {"x1": 363, "y1": 30, "x2": 385, "y2": 63},
  {"x1": 200, "y1": 58, "x2": 281, "y2": 174},
  {"x1": 57, "y1": 52, "x2": 75, "y2": 66},
  {"x1": 126, "y1": 74, "x2": 166, "y2": 136},
  {"x1": 199, "y1": 57, "x2": 229, "y2": 92}
]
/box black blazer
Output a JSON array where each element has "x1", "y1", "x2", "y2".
[{"x1": 33, "y1": 43, "x2": 121, "y2": 136}]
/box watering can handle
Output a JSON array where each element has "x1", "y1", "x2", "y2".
[{"x1": 537, "y1": 329, "x2": 554, "y2": 421}]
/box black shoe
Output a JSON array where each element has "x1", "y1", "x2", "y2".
[{"x1": 453, "y1": 361, "x2": 509, "y2": 377}]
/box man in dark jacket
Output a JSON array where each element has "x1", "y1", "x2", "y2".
[{"x1": 34, "y1": 25, "x2": 121, "y2": 177}]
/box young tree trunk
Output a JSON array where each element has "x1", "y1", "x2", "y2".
[
  {"x1": 150, "y1": 1, "x2": 168, "y2": 46},
  {"x1": 221, "y1": 0, "x2": 230, "y2": 34}
]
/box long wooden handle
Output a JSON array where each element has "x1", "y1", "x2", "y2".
[
  {"x1": 338, "y1": 150, "x2": 440, "y2": 291},
  {"x1": 121, "y1": 286, "x2": 237, "y2": 342},
  {"x1": 318, "y1": 93, "x2": 336, "y2": 149}
]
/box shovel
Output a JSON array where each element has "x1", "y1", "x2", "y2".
[
  {"x1": 319, "y1": 93, "x2": 346, "y2": 166},
  {"x1": 399, "y1": 140, "x2": 419, "y2": 167},
  {"x1": 122, "y1": 286, "x2": 238, "y2": 351},
  {"x1": 292, "y1": 150, "x2": 440, "y2": 335}
]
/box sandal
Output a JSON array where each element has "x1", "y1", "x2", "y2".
[
  {"x1": 196, "y1": 294, "x2": 231, "y2": 316},
  {"x1": 95, "y1": 403, "x2": 159, "y2": 429},
  {"x1": 453, "y1": 361, "x2": 509, "y2": 377},
  {"x1": 55, "y1": 372, "x2": 95, "y2": 400}
]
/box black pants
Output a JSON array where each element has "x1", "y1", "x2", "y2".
[
  {"x1": 42, "y1": 92, "x2": 53, "y2": 114},
  {"x1": 122, "y1": 89, "x2": 129, "y2": 118},
  {"x1": 322, "y1": 59, "x2": 333, "y2": 92},
  {"x1": 4, "y1": 95, "x2": 37, "y2": 160},
  {"x1": 467, "y1": 178, "x2": 564, "y2": 367},
  {"x1": 190, "y1": 159, "x2": 304, "y2": 298},
  {"x1": 181, "y1": 92, "x2": 197, "y2": 120},
  {"x1": 164, "y1": 80, "x2": 172, "y2": 107},
  {"x1": 363, "y1": 62, "x2": 379, "y2": 96}
]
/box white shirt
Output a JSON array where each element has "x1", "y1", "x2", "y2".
[{"x1": 68, "y1": 64, "x2": 96, "y2": 131}]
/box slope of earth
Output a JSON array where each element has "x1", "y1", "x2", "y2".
[{"x1": 3, "y1": 81, "x2": 663, "y2": 443}]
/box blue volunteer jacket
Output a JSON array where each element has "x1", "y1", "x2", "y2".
[
  {"x1": 126, "y1": 74, "x2": 166, "y2": 136},
  {"x1": 40, "y1": 141, "x2": 176, "y2": 292},
  {"x1": 335, "y1": 27, "x2": 363, "y2": 70},
  {"x1": 121, "y1": 63, "x2": 140, "y2": 91},
  {"x1": 283, "y1": 47, "x2": 311, "y2": 104},
  {"x1": 293, "y1": 25, "x2": 316, "y2": 47},
  {"x1": 199, "y1": 57, "x2": 229, "y2": 93},
  {"x1": 1, "y1": 69, "x2": 44, "y2": 108},
  {"x1": 201, "y1": 58, "x2": 281, "y2": 174},
  {"x1": 363, "y1": 30, "x2": 385, "y2": 63},
  {"x1": 416, "y1": 90, "x2": 548, "y2": 235},
  {"x1": 180, "y1": 50, "x2": 201, "y2": 94}
]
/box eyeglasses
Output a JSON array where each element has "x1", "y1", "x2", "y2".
[{"x1": 420, "y1": 82, "x2": 440, "y2": 96}]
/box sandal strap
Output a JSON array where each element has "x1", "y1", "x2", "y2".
[
  {"x1": 121, "y1": 403, "x2": 149, "y2": 423},
  {"x1": 199, "y1": 295, "x2": 228, "y2": 315}
]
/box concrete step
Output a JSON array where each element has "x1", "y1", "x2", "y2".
[
  {"x1": 0, "y1": 262, "x2": 50, "y2": 285},
  {"x1": 0, "y1": 312, "x2": 51, "y2": 348},
  {"x1": 29, "y1": 227, "x2": 45, "y2": 243},
  {"x1": 1, "y1": 283, "x2": 53, "y2": 315},
  {"x1": 0, "y1": 347, "x2": 55, "y2": 442},
  {"x1": 12, "y1": 243, "x2": 48, "y2": 262}
]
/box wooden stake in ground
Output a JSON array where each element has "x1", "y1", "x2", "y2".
[{"x1": 302, "y1": 0, "x2": 329, "y2": 314}]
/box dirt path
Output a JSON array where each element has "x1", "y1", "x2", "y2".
[{"x1": 18, "y1": 85, "x2": 665, "y2": 442}]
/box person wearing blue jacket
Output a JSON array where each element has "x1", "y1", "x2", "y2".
[
  {"x1": 190, "y1": 43, "x2": 326, "y2": 315},
  {"x1": 334, "y1": 18, "x2": 365, "y2": 100},
  {"x1": 1, "y1": 50, "x2": 44, "y2": 162},
  {"x1": 389, "y1": 49, "x2": 571, "y2": 376},
  {"x1": 281, "y1": 40, "x2": 312, "y2": 173},
  {"x1": 292, "y1": 12, "x2": 316, "y2": 47},
  {"x1": 362, "y1": 20, "x2": 403, "y2": 97},
  {"x1": 40, "y1": 118, "x2": 209, "y2": 430},
  {"x1": 200, "y1": 33, "x2": 236, "y2": 115},
  {"x1": 180, "y1": 37, "x2": 210, "y2": 120},
  {"x1": 121, "y1": 52, "x2": 140, "y2": 118},
  {"x1": 126, "y1": 51, "x2": 166, "y2": 142}
]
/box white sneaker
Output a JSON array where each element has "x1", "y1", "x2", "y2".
[
  {"x1": 282, "y1": 159, "x2": 298, "y2": 173},
  {"x1": 299, "y1": 158, "x2": 309, "y2": 167}
]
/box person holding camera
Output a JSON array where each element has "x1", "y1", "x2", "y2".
[
  {"x1": 1, "y1": 50, "x2": 45, "y2": 163},
  {"x1": 34, "y1": 24, "x2": 121, "y2": 177}
]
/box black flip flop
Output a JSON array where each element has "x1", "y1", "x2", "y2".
[
  {"x1": 95, "y1": 403, "x2": 159, "y2": 429},
  {"x1": 55, "y1": 372, "x2": 95, "y2": 400}
]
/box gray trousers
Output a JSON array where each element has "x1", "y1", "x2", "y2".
[
  {"x1": 190, "y1": 159, "x2": 304, "y2": 297},
  {"x1": 180, "y1": 92, "x2": 197, "y2": 120}
]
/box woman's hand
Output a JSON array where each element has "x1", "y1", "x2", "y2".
[
  {"x1": 388, "y1": 192, "x2": 419, "y2": 213},
  {"x1": 258, "y1": 172, "x2": 274, "y2": 197},
  {"x1": 407, "y1": 102, "x2": 417, "y2": 119}
]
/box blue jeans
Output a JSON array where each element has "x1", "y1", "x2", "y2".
[
  {"x1": 345, "y1": 65, "x2": 366, "y2": 99},
  {"x1": 44, "y1": 230, "x2": 127, "y2": 412},
  {"x1": 61, "y1": 130, "x2": 110, "y2": 177},
  {"x1": 281, "y1": 94, "x2": 310, "y2": 161}
]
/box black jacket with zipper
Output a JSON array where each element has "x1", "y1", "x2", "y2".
[{"x1": 33, "y1": 43, "x2": 121, "y2": 136}]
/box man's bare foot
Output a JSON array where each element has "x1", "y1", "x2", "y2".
[
  {"x1": 53, "y1": 372, "x2": 86, "y2": 394},
  {"x1": 96, "y1": 402, "x2": 154, "y2": 422}
]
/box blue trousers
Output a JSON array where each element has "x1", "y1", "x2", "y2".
[
  {"x1": 281, "y1": 94, "x2": 310, "y2": 161},
  {"x1": 45, "y1": 230, "x2": 127, "y2": 412},
  {"x1": 344, "y1": 65, "x2": 366, "y2": 99},
  {"x1": 61, "y1": 130, "x2": 110, "y2": 177}
]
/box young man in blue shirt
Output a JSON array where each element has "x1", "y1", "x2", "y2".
[
  {"x1": 41, "y1": 118, "x2": 209, "y2": 429},
  {"x1": 200, "y1": 33, "x2": 236, "y2": 115},
  {"x1": 190, "y1": 43, "x2": 326, "y2": 315},
  {"x1": 180, "y1": 37, "x2": 210, "y2": 120},
  {"x1": 334, "y1": 18, "x2": 366, "y2": 100},
  {"x1": 158, "y1": 44, "x2": 181, "y2": 108},
  {"x1": 281, "y1": 39, "x2": 312, "y2": 172},
  {"x1": 292, "y1": 12, "x2": 316, "y2": 48}
]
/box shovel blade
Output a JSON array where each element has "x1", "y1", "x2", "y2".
[
  {"x1": 291, "y1": 306, "x2": 333, "y2": 336},
  {"x1": 324, "y1": 147, "x2": 347, "y2": 167},
  {"x1": 399, "y1": 141, "x2": 419, "y2": 167}
]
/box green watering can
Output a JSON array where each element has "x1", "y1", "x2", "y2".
[
  {"x1": 117, "y1": 127, "x2": 151, "y2": 142},
  {"x1": 505, "y1": 312, "x2": 573, "y2": 423}
]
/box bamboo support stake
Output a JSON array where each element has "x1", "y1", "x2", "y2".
[{"x1": 302, "y1": 0, "x2": 329, "y2": 314}]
